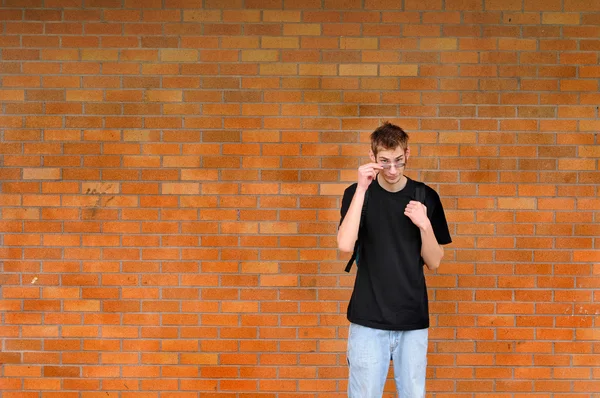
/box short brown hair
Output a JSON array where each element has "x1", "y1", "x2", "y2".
[{"x1": 370, "y1": 122, "x2": 409, "y2": 156}]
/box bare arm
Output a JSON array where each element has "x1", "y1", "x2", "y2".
[
  {"x1": 337, "y1": 163, "x2": 382, "y2": 253},
  {"x1": 337, "y1": 186, "x2": 367, "y2": 253},
  {"x1": 419, "y1": 222, "x2": 444, "y2": 270}
]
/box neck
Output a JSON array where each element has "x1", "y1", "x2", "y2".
[{"x1": 377, "y1": 173, "x2": 408, "y2": 192}]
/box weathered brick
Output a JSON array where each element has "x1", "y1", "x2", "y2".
[{"x1": 1, "y1": 2, "x2": 598, "y2": 396}]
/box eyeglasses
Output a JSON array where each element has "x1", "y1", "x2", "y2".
[{"x1": 379, "y1": 161, "x2": 405, "y2": 170}]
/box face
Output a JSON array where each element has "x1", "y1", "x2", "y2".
[{"x1": 370, "y1": 146, "x2": 409, "y2": 185}]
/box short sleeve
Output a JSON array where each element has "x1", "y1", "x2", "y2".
[
  {"x1": 426, "y1": 188, "x2": 452, "y2": 245},
  {"x1": 339, "y1": 183, "x2": 357, "y2": 226}
]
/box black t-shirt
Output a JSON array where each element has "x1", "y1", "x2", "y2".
[{"x1": 340, "y1": 176, "x2": 452, "y2": 331}]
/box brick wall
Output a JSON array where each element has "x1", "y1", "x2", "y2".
[{"x1": 1, "y1": 0, "x2": 599, "y2": 396}]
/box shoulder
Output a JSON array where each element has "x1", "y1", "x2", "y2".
[
  {"x1": 344, "y1": 183, "x2": 358, "y2": 195},
  {"x1": 411, "y1": 179, "x2": 442, "y2": 209},
  {"x1": 424, "y1": 183, "x2": 441, "y2": 201},
  {"x1": 411, "y1": 179, "x2": 439, "y2": 197},
  {"x1": 341, "y1": 183, "x2": 358, "y2": 206}
]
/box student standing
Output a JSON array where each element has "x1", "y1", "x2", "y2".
[{"x1": 337, "y1": 122, "x2": 452, "y2": 397}]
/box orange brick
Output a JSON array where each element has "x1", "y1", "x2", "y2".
[
  {"x1": 65, "y1": 90, "x2": 103, "y2": 102},
  {"x1": 322, "y1": 23, "x2": 361, "y2": 37},
  {"x1": 403, "y1": 24, "x2": 440, "y2": 37},
  {"x1": 543, "y1": 12, "x2": 580, "y2": 25},
  {"x1": 260, "y1": 36, "x2": 299, "y2": 49},
  {"x1": 561, "y1": 79, "x2": 598, "y2": 91},
  {"x1": 145, "y1": 90, "x2": 183, "y2": 102},
  {"x1": 565, "y1": 0, "x2": 600, "y2": 10},
  {"x1": 160, "y1": 49, "x2": 198, "y2": 62},
  {"x1": 2, "y1": 76, "x2": 40, "y2": 88},
  {"x1": 241, "y1": 50, "x2": 279, "y2": 62},
  {"x1": 339, "y1": 64, "x2": 377, "y2": 76},
  {"x1": 182, "y1": 10, "x2": 221, "y2": 22},
  {"x1": 485, "y1": 0, "x2": 521, "y2": 10},
  {"x1": 215, "y1": 10, "x2": 257, "y2": 22},
  {"x1": 260, "y1": 10, "x2": 299, "y2": 22},
  {"x1": 420, "y1": 38, "x2": 457, "y2": 50},
  {"x1": 283, "y1": 23, "x2": 321, "y2": 36},
  {"x1": 22, "y1": 168, "x2": 61, "y2": 180},
  {"x1": 80, "y1": 49, "x2": 119, "y2": 61},
  {"x1": 524, "y1": 0, "x2": 562, "y2": 10},
  {"x1": 0, "y1": 90, "x2": 25, "y2": 101},
  {"x1": 42, "y1": 76, "x2": 80, "y2": 88},
  {"x1": 379, "y1": 65, "x2": 419, "y2": 76},
  {"x1": 340, "y1": 37, "x2": 378, "y2": 50},
  {"x1": 398, "y1": 0, "x2": 439, "y2": 9},
  {"x1": 459, "y1": 38, "x2": 497, "y2": 50},
  {"x1": 260, "y1": 63, "x2": 298, "y2": 76}
]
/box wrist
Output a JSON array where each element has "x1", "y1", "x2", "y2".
[
  {"x1": 356, "y1": 185, "x2": 368, "y2": 195},
  {"x1": 418, "y1": 219, "x2": 432, "y2": 232}
]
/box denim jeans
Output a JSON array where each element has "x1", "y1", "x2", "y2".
[{"x1": 347, "y1": 323, "x2": 428, "y2": 398}]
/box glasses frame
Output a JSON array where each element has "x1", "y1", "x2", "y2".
[{"x1": 379, "y1": 161, "x2": 406, "y2": 170}]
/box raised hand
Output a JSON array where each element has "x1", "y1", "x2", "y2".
[{"x1": 357, "y1": 163, "x2": 383, "y2": 191}]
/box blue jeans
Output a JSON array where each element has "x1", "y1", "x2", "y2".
[{"x1": 347, "y1": 323, "x2": 428, "y2": 398}]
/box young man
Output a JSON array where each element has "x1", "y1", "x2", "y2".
[{"x1": 337, "y1": 122, "x2": 452, "y2": 398}]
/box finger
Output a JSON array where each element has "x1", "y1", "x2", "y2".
[
  {"x1": 361, "y1": 164, "x2": 383, "y2": 172},
  {"x1": 361, "y1": 163, "x2": 383, "y2": 170}
]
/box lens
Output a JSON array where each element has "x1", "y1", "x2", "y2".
[{"x1": 379, "y1": 162, "x2": 404, "y2": 170}]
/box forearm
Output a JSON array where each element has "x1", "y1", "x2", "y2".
[
  {"x1": 337, "y1": 187, "x2": 367, "y2": 252},
  {"x1": 420, "y1": 221, "x2": 444, "y2": 270}
]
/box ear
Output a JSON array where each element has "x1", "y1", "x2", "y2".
[
  {"x1": 405, "y1": 147, "x2": 410, "y2": 161},
  {"x1": 369, "y1": 149, "x2": 376, "y2": 163}
]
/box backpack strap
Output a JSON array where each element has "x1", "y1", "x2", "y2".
[
  {"x1": 344, "y1": 189, "x2": 369, "y2": 273},
  {"x1": 414, "y1": 182, "x2": 428, "y2": 267},
  {"x1": 414, "y1": 182, "x2": 426, "y2": 204}
]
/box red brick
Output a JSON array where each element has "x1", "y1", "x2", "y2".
[{"x1": 0, "y1": 4, "x2": 599, "y2": 395}]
